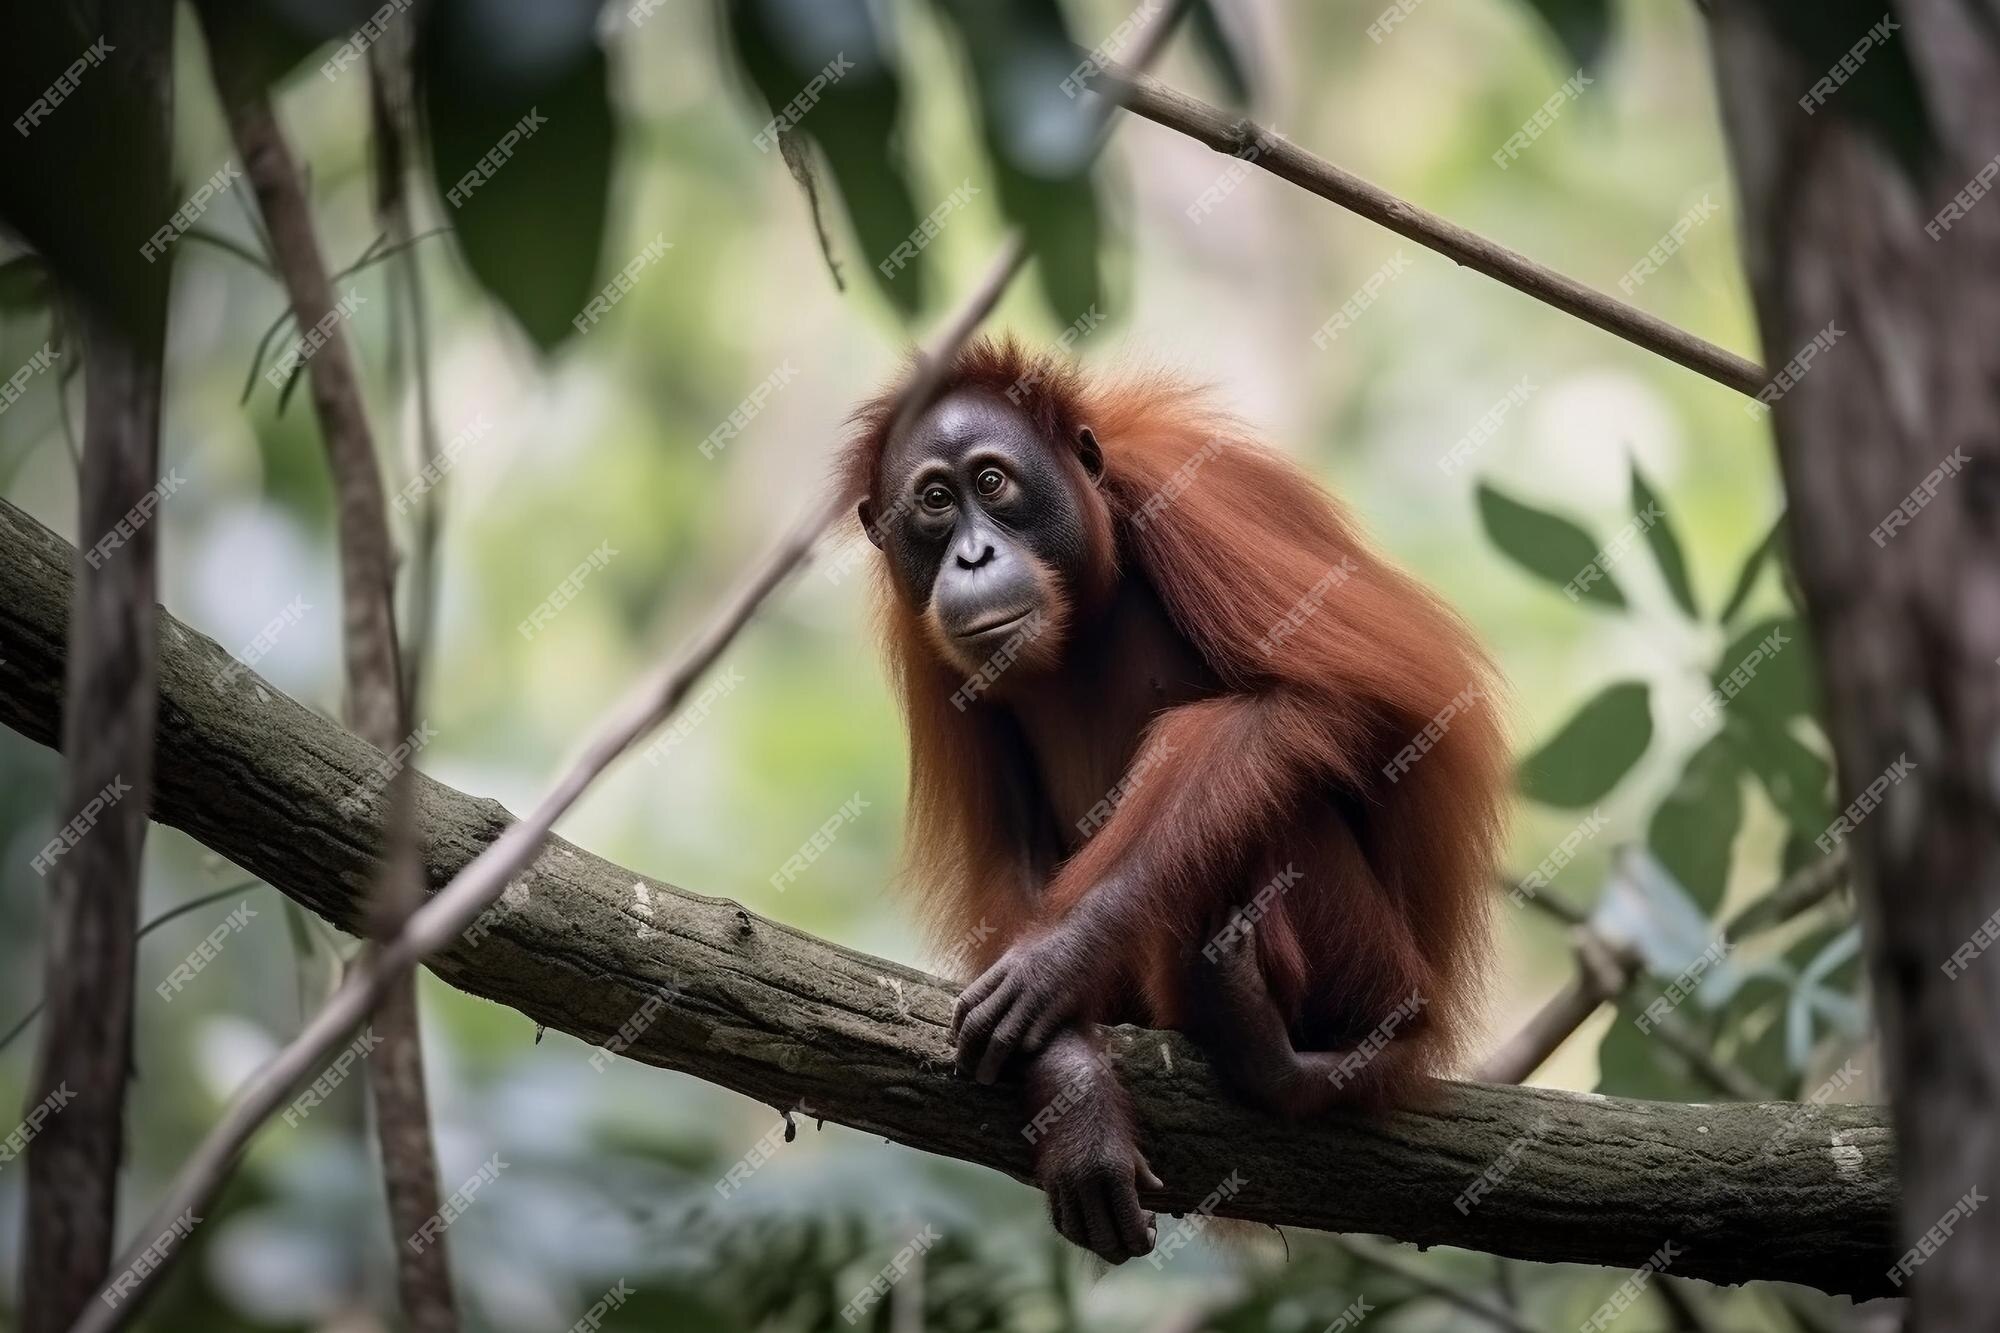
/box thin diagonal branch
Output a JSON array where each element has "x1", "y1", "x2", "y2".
[
  {"x1": 0, "y1": 494, "x2": 1908, "y2": 1300},
  {"x1": 1105, "y1": 64, "x2": 1769, "y2": 399}
]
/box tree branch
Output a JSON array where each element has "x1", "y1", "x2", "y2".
[
  {"x1": 1106, "y1": 65, "x2": 1768, "y2": 399},
  {"x1": 0, "y1": 494, "x2": 1902, "y2": 1298},
  {"x1": 202, "y1": 23, "x2": 455, "y2": 1326},
  {"x1": 21, "y1": 3, "x2": 176, "y2": 1325}
]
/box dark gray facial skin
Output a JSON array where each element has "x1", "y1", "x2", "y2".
[{"x1": 861, "y1": 389, "x2": 1103, "y2": 661}]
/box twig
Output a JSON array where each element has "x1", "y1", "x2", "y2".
[
  {"x1": 0, "y1": 880, "x2": 266, "y2": 1057},
  {"x1": 70, "y1": 171, "x2": 1035, "y2": 1333},
  {"x1": 1103, "y1": 65, "x2": 1768, "y2": 399},
  {"x1": 76, "y1": 11, "x2": 1193, "y2": 1321},
  {"x1": 1480, "y1": 852, "x2": 1851, "y2": 1089},
  {"x1": 203, "y1": 20, "x2": 455, "y2": 1331}
]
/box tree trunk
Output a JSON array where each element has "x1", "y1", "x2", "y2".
[{"x1": 1707, "y1": 3, "x2": 2000, "y2": 1326}]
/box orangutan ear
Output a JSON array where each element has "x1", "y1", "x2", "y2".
[
  {"x1": 858, "y1": 499, "x2": 883, "y2": 549},
  {"x1": 1076, "y1": 426, "x2": 1104, "y2": 480}
]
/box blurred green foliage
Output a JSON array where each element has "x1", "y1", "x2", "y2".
[{"x1": 0, "y1": 0, "x2": 1878, "y2": 1329}]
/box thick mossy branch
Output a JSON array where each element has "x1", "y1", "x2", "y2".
[{"x1": 0, "y1": 496, "x2": 1898, "y2": 1296}]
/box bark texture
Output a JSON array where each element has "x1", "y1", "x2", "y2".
[
  {"x1": 1708, "y1": 2, "x2": 2000, "y2": 1325},
  {"x1": 0, "y1": 495, "x2": 1902, "y2": 1297}
]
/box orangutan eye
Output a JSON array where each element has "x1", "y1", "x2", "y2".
[
  {"x1": 975, "y1": 468, "x2": 1005, "y2": 497},
  {"x1": 921, "y1": 484, "x2": 954, "y2": 512}
]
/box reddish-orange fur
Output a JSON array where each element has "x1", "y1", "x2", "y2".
[{"x1": 842, "y1": 337, "x2": 1509, "y2": 1104}]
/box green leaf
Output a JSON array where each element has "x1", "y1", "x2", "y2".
[
  {"x1": 930, "y1": 0, "x2": 1104, "y2": 321},
  {"x1": 1595, "y1": 995, "x2": 1694, "y2": 1100},
  {"x1": 728, "y1": 0, "x2": 925, "y2": 317},
  {"x1": 1724, "y1": 714, "x2": 1833, "y2": 841},
  {"x1": 1513, "y1": 0, "x2": 1615, "y2": 70},
  {"x1": 1187, "y1": 0, "x2": 1255, "y2": 105},
  {"x1": 0, "y1": 255, "x2": 50, "y2": 312},
  {"x1": 1630, "y1": 460, "x2": 1698, "y2": 620},
  {"x1": 1646, "y1": 733, "x2": 1745, "y2": 913},
  {"x1": 1476, "y1": 483, "x2": 1625, "y2": 609},
  {"x1": 421, "y1": 0, "x2": 614, "y2": 349},
  {"x1": 1518, "y1": 680, "x2": 1652, "y2": 807},
  {"x1": 1718, "y1": 515, "x2": 1783, "y2": 625},
  {"x1": 1705, "y1": 614, "x2": 1818, "y2": 735}
]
